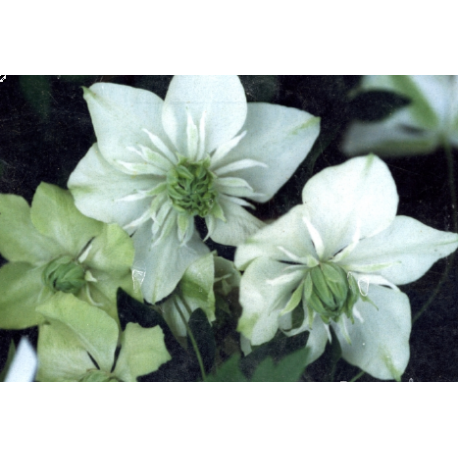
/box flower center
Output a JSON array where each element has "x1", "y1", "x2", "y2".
[
  {"x1": 42, "y1": 255, "x2": 86, "y2": 295},
  {"x1": 166, "y1": 158, "x2": 217, "y2": 217},
  {"x1": 304, "y1": 262, "x2": 359, "y2": 324},
  {"x1": 79, "y1": 370, "x2": 119, "y2": 382}
]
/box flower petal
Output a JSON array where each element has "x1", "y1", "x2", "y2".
[
  {"x1": 238, "y1": 257, "x2": 303, "y2": 346},
  {"x1": 68, "y1": 144, "x2": 157, "y2": 234},
  {"x1": 83, "y1": 83, "x2": 171, "y2": 166},
  {"x1": 36, "y1": 293, "x2": 119, "y2": 375},
  {"x1": 342, "y1": 112, "x2": 439, "y2": 157},
  {"x1": 216, "y1": 103, "x2": 320, "y2": 202},
  {"x1": 343, "y1": 216, "x2": 458, "y2": 285},
  {"x1": 333, "y1": 285, "x2": 411, "y2": 381},
  {"x1": 162, "y1": 75, "x2": 247, "y2": 156},
  {"x1": 209, "y1": 196, "x2": 264, "y2": 247},
  {"x1": 0, "y1": 194, "x2": 61, "y2": 264},
  {"x1": 114, "y1": 323, "x2": 171, "y2": 382},
  {"x1": 3, "y1": 338, "x2": 37, "y2": 382},
  {"x1": 132, "y1": 220, "x2": 209, "y2": 303},
  {"x1": 235, "y1": 205, "x2": 316, "y2": 270},
  {"x1": 0, "y1": 263, "x2": 50, "y2": 329},
  {"x1": 302, "y1": 155, "x2": 398, "y2": 259},
  {"x1": 31, "y1": 182, "x2": 103, "y2": 255}
]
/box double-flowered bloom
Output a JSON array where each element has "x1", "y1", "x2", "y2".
[
  {"x1": 0, "y1": 183, "x2": 135, "y2": 329},
  {"x1": 68, "y1": 76, "x2": 320, "y2": 304},
  {"x1": 235, "y1": 155, "x2": 458, "y2": 380},
  {"x1": 343, "y1": 75, "x2": 458, "y2": 156}
]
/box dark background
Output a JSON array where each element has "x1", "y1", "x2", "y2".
[{"x1": 0, "y1": 75, "x2": 457, "y2": 381}]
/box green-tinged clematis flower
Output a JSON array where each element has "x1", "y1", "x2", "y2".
[
  {"x1": 343, "y1": 75, "x2": 458, "y2": 157},
  {"x1": 159, "y1": 252, "x2": 240, "y2": 338},
  {"x1": 36, "y1": 293, "x2": 171, "y2": 382},
  {"x1": 68, "y1": 76, "x2": 320, "y2": 304},
  {"x1": 0, "y1": 183, "x2": 137, "y2": 329},
  {"x1": 235, "y1": 155, "x2": 458, "y2": 380}
]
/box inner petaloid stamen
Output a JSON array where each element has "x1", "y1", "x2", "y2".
[
  {"x1": 166, "y1": 158, "x2": 217, "y2": 218},
  {"x1": 283, "y1": 261, "x2": 364, "y2": 329},
  {"x1": 42, "y1": 255, "x2": 86, "y2": 294}
]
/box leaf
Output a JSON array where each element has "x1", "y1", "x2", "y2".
[
  {"x1": 250, "y1": 347, "x2": 309, "y2": 382},
  {"x1": 207, "y1": 355, "x2": 247, "y2": 382},
  {"x1": 187, "y1": 308, "x2": 216, "y2": 374},
  {"x1": 349, "y1": 90, "x2": 411, "y2": 122}
]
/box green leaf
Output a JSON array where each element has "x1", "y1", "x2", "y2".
[
  {"x1": 349, "y1": 90, "x2": 411, "y2": 122},
  {"x1": 114, "y1": 323, "x2": 171, "y2": 382},
  {"x1": 30, "y1": 183, "x2": 103, "y2": 255},
  {"x1": 0, "y1": 262, "x2": 50, "y2": 329},
  {"x1": 207, "y1": 355, "x2": 247, "y2": 382},
  {"x1": 250, "y1": 347, "x2": 309, "y2": 382},
  {"x1": 0, "y1": 194, "x2": 61, "y2": 264},
  {"x1": 187, "y1": 308, "x2": 216, "y2": 374}
]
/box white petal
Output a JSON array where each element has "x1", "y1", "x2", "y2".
[
  {"x1": 333, "y1": 285, "x2": 411, "y2": 381},
  {"x1": 162, "y1": 75, "x2": 247, "y2": 156},
  {"x1": 68, "y1": 144, "x2": 157, "y2": 234},
  {"x1": 132, "y1": 220, "x2": 209, "y2": 303},
  {"x1": 4, "y1": 338, "x2": 37, "y2": 382},
  {"x1": 235, "y1": 205, "x2": 316, "y2": 270},
  {"x1": 214, "y1": 103, "x2": 320, "y2": 202},
  {"x1": 238, "y1": 258, "x2": 302, "y2": 346},
  {"x1": 302, "y1": 155, "x2": 398, "y2": 260},
  {"x1": 208, "y1": 196, "x2": 264, "y2": 247},
  {"x1": 83, "y1": 83, "x2": 172, "y2": 166},
  {"x1": 343, "y1": 215, "x2": 458, "y2": 285},
  {"x1": 213, "y1": 159, "x2": 267, "y2": 177}
]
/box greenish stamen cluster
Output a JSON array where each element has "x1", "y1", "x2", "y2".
[
  {"x1": 167, "y1": 158, "x2": 217, "y2": 217},
  {"x1": 305, "y1": 262, "x2": 359, "y2": 323},
  {"x1": 42, "y1": 255, "x2": 86, "y2": 294}
]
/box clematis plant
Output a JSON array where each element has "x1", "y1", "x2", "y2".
[
  {"x1": 36, "y1": 293, "x2": 171, "y2": 382},
  {"x1": 235, "y1": 155, "x2": 458, "y2": 380},
  {"x1": 68, "y1": 75, "x2": 320, "y2": 304},
  {"x1": 0, "y1": 183, "x2": 136, "y2": 329},
  {"x1": 343, "y1": 75, "x2": 458, "y2": 156}
]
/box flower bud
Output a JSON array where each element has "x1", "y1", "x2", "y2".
[
  {"x1": 43, "y1": 256, "x2": 86, "y2": 294},
  {"x1": 305, "y1": 263, "x2": 359, "y2": 323}
]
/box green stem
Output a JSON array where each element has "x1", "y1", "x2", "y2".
[
  {"x1": 175, "y1": 302, "x2": 207, "y2": 382},
  {"x1": 349, "y1": 371, "x2": 364, "y2": 382},
  {"x1": 413, "y1": 141, "x2": 457, "y2": 323}
]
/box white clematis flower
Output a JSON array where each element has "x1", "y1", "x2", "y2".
[
  {"x1": 235, "y1": 155, "x2": 458, "y2": 380},
  {"x1": 343, "y1": 75, "x2": 458, "y2": 157},
  {"x1": 68, "y1": 76, "x2": 320, "y2": 303}
]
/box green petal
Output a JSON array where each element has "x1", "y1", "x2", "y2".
[
  {"x1": 179, "y1": 252, "x2": 216, "y2": 322},
  {"x1": 0, "y1": 194, "x2": 61, "y2": 264},
  {"x1": 114, "y1": 323, "x2": 171, "y2": 382},
  {"x1": 36, "y1": 293, "x2": 119, "y2": 373},
  {"x1": 0, "y1": 263, "x2": 50, "y2": 329},
  {"x1": 36, "y1": 321, "x2": 96, "y2": 382},
  {"x1": 30, "y1": 183, "x2": 103, "y2": 255}
]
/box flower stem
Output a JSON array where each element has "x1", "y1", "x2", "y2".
[
  {"x1": 175, "y1": 302, "x2": 207, "y2": 382},
  {"x1": 413, "y1": 141, "x2": 457, "y2": 323},
  {"x1": 349, "y1": 370, "x2": 364, "y2": 382}
]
